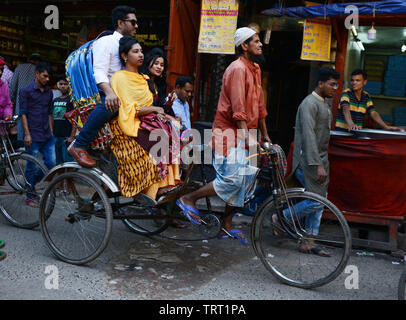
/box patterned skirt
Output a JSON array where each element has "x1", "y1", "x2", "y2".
[{"x1": 109, "y1": 119, "x2": 161, "y2": 198}]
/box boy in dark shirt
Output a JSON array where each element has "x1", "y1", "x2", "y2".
[{"x1": 52, "y1": 75, "x2": 76, "y2": 165}]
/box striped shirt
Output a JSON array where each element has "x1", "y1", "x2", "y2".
[{"x1": 335, "y1": 88, "x2": 375, "y2": 131}]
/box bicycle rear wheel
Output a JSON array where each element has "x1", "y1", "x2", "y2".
[
  {"x1": 0, "y1": 153, "x2": 48, "y2": 229},
  {"x1": 39, "y1": 172, "x2": 113, "y2": 265},
  {"x1": 122, "y1": 193, "x2": 169, "y2": 235},
  {"x1": 251, "y1": 190, "x2": 351, "y2": 289}
]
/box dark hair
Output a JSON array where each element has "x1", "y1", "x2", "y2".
[
  {"x1": 112, "y1": 5, "x2": 136, "y2": 30},
  {"x1": 119, "y1": 36, "x2": 156, "y2": 96},
  {"x1": 139, "y1": 47, "x2": 169, "y2": 105},
  {"x1": 56, "y1": 74, "x2": 67, "y2": 83},
  {"x1": 236, "y1": 36, "x2": 254, "y2": 55},
  {"x1": 175, "y1": 76, "x2": 194, "y2": 88},
  {"x1": 316, "y1": 66, "x2": 340, "y2": 83},
  {"x1": 351, "y1": 69, "x2": 367, "y2": 80},
  {"x1": 35, "y1": 62, "x2": 52, "y2": 74},
  {"x1": 119, "y1": 36, "x2": 140, "y2": 66}
]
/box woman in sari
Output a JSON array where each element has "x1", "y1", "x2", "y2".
[{"x1": 109, "y1": 36, "x2": 180, "y2": 200}]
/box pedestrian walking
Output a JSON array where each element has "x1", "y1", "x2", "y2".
[
  {"x1": 9, "y1": 53, "x2": 41, "y2": 144},
  {"x1": 52, "y1": 75, "x2": 76, "y2": 165},
  {"x1": 19, "y1": 62, "x2": 56, "y2": 208}
]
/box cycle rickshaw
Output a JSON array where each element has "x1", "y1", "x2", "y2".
[{"x1": 38, "y1": 139, "x2": 351, "y2": 289}]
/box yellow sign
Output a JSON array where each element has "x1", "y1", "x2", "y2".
[
  {"x1": 198, "y1": 0, "x2": 239, "y2": 54},
  {"x1": 301, "y1": 19, "x2": 332, "y2": 62}
]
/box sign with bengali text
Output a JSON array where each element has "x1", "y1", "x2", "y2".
[
  {"x1": 198, "y1": 0, "x2": 239, "y2": 54},
  {"x1": 300, "y1": 19, "x2": 332, "y2": 62}
]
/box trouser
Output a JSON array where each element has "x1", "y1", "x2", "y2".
[
  {"x1": 283, "y1": 168, "x2": 324, "y2": 236},
  {"x1": 55, "y1": 137, "x2": 74, "y2": 165},
  {"x1": 74, "y1": 93, "x2": 113, "y2": 149},
  {"x1": 24, "y1": 136, "x2": 56, "y2": 199}
]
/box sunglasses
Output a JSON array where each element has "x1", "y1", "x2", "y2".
[{"x1": 123, "y1": 19, "x2": 138, "y2": 27}]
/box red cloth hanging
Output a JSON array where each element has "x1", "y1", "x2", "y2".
[{"x1": 286, "y1": 138, "x2": 406, "y2": 216}]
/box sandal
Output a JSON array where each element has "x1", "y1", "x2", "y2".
[
  {"x1": 229, "y1": 229, "x2": 248, "y2": 245},
  {"x1": 0, "y1": 240, "x2": 4, "y2": 249},
  {"x1": 176, "y1": 199, "x2": 201, "y2": 225}
]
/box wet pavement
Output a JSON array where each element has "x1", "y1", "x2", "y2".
[{"x1": 104, "y1": 214, "x2": 254, "y2": 299}]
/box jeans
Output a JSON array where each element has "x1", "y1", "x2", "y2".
[
  {"x1": 55, "y1": 137, "x2": 74, "y2": 165},
  {"x1": 25, "y1": 136, "x2": 56, "y2": 199},
  {"x1": 74, "y1": 93, "x2": 113, "y2": 149},
  {"x1": 283, "y1": 168, "x2": 324, "y2": 236}
]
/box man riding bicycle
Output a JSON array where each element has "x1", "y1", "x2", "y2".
[{"x1": 176, "y1": 27, "x2": 271, "y2": 244}]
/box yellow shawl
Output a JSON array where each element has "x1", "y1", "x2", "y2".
[{"x1": 110, "y1": 70, "x2": 154, "y2": 137}]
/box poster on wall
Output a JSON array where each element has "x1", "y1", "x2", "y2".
[
  {"x1": 300, "y1": 19, "x2": 332, "y2": 62},
  {"x1": 198, "y1": 0, "x2": 239, "y2": 54}
]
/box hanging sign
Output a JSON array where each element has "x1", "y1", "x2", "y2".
[
  {"x1": 300, "y1": 19, "x2": 332, "y2": 62},
  {"x1": 198, "y1": 0, "x2": 239, "y2": 54}
]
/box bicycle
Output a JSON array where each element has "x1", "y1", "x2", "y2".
[
  {"x1": 38, "y1": 141, "x2": 351, "y2": 288},
  {"x1": 0, "y1": 115, "x2": 48, "y2": 229}
]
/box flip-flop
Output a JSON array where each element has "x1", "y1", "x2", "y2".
[
  {"x1": 217, "y1": 233, "x2": 230, "y2": 240},
  {"x1": 310, "y1": 246, "x2": 331, "y2": 257},
  {"x1": 229, "y1": 229, "x2": 248, "y2": 245},
  {"x1": 0, "y1": 240, "x2": 4, "y2": 249},
  {"x1": 299, "y1": 246, "x2": 330, "y2": 257},
  {"x1": 176, "y1": 199, "x2": 201, "y2": 225}
]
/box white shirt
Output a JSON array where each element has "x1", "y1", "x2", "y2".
[
  {"x1": 92, "y1": 31, "x2": 123, "y2": 85},
  {"x1": 172, "y1": 98, "x2": 191, "y2": 130}
]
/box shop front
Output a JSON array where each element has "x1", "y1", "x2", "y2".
[
  {"x1": 0, "y1": 1, "x2": 170, "y2": 76},
  {"x1": 265, "y1": 0, "x2": 406, "y2": 252}
]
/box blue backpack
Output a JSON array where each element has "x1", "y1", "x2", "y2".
[{"x1": 65, "y1": 32, "x2": 114, "y2": 150}]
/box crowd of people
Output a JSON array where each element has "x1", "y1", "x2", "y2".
[{"x1": 1, "y1": 4, "x2": 404, "y2": 262}]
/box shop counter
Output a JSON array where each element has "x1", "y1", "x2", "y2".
[{"x1": 328, "y1": 130, "x2": 406, "y2": 217}]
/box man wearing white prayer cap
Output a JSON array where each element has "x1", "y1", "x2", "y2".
[{"x1": 176, "y1": 26, "x2": 271, "y2": 245}]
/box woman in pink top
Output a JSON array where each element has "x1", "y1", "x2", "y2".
[
  {"x1": 0, "y1": 57, "x2": 9, "y2": 261},
  {"x1": 0, "y1": 58, "x2": 13, "y2": 121}
]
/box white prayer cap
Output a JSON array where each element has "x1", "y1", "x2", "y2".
[{"x1": 234, "y1": 27, "x2": 257, "y2": 47}]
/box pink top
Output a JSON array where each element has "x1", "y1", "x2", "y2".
[
  {"x1": 0, "y1": 80, "x2": 12, "y2": 119},
  {"x1": 211, "y1": 56, "x2": 268, "y2": 156}
]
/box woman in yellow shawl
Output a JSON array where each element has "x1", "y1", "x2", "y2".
[{"x1": 109, "y1": 36, "x2": 180, "y2": 200}]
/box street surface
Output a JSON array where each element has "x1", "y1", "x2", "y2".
[{"x1": 0, "y1": 209, "x2": 404, "y2": 300}]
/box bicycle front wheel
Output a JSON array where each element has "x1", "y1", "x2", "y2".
[
  {"x1": 251, "y1": 190, "x2": 351, "y2": 289},
  {"x1": 0, "y1": 153, "x2": 48, "y2": 229}
]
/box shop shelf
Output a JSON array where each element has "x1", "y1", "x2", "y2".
[
  {"x1": 0, "y1": 33, "x2": 24, "y2": 41},
  {"x1": 371, "y1": 95, "x2": 406, "y2": 101},
  {"x1": 0, "y1": 50, "x2": 23, "y2": 58},
  {"x1": 29, "y1": 40, "x2": 69, "y2": 50}
]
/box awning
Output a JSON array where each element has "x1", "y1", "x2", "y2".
[{"x1": 263, "y1": 0, "x2": 406, "y2": 18}]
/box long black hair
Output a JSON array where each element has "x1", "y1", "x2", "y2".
[
  {"x1": 139, "y1": 47, "x2": 169, "y2": 106},
  {"x1": 119, "y1": 36, "x2": 156, "y2": 95}
]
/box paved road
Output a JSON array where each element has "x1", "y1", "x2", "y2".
[{"x1": 0, "y1": 211, "x2": 404, "y2": 300}]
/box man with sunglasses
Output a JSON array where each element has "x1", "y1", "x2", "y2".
[{"x1": 68, "y1": 5, "x2": 138, "y2": 167}]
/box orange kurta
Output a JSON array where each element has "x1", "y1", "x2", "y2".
[{"x1": 211, "y1": 56, "x2": 268, "y2": 156}]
